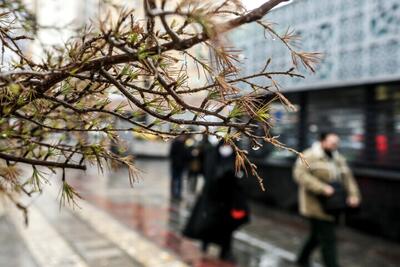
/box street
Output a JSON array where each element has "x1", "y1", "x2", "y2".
[{"x1": 1, "y1": 159, "x2": 400, "y2": 267}]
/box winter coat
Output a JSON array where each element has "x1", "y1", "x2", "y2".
[
  {"x1": 184, "y1": 137, "x2": 204, "y2": 175},
  {"x1": 169, "y1": 137, "x2": 188, "y2": 170},
  {"x1": 182, "y1": 144, "x2": 250, "y2": 245},
  {"x1": 293, "y1": 142, "x2": 361, "y2": 221}
]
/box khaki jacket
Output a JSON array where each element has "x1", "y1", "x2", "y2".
[{"x1": 293, "y1": 142, "x2": 361, "y2": 221}]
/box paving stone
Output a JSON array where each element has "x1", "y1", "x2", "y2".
[
  {"x1": 8, "y1": 206, "x2": 88, "y2": 267},
  {"x1": 0, "y1": 216, "x2": 38, "y2": 267},
  {"x1": 35, "y1": 193, "x2": 143, "y2": 267}
]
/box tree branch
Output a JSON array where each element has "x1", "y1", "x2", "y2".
[{"x1": 0, "y1": 152, "x2": 86, "y2": 170}]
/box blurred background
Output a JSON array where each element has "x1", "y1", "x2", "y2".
[{"x1": 1, "y1": 0, "x2": 400, "y2": 267}]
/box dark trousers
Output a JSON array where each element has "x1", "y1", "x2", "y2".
[
  {"x1": 170, "y1": 167, "x2": 183, "y2": 199},
  {"x1": 297, "y1": 218, "x2": 338, "y2": 267},
  {"x1": 187, "y1": 171, "x2": 198, "y2": 193}
]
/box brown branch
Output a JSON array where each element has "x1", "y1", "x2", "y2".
[
  {"x1": 176, "y1": 70, "x2": 303, "y2": 94},
  {"x1": 147, "y1": 60, "x2": 228, "y2": 122},
  {"x1": 218, "y1": 0, "x2": 289, "y2": 33},
  {"x1": 100, "y1": 67, "x2": 252, "y2": 129},
  {"x1": 40, "y1": 0, "x2": 287, "y2": 91},
  {"x1": 0, "y1": 152, "x2": 86, "y2": 170},
  {"x1": 39, "y1": 94, "x2": 184, "y2": 136}
]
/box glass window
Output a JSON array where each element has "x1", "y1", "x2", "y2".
[
  {"x1": 248, "y1": 94, "x2": 300, "y2": 161},
  {"x1": 369, "y1": 85, "x2": 400, "y2": 169},
  {"x1": 306, "y1": 88, "x2": 366, "y2": 163},
  {"x1": 240, "y1": 95, "x2": 300, "y2": 160},
  {"x1": 267, "y1": 102, "x2": 301, "y2": 159}
]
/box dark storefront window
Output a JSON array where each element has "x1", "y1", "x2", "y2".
[
  {"x1": 243, "y1": 95, "x2": 301, "y2": 160},
  {"x1": 306, "y1": 88, "x2": 366, "y2": 163},
  {"x1": 267, "y1": 101, "x2": 301, "y2": 159},
  {"x1": 250, "y1": 85, "x2": 400, "y2": 171},
  {"x1": 366, "y1": 85, "x2": 400, "y2": 169}
]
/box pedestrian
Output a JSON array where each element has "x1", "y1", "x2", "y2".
[
  {"x1": 169, "y1": 135, "x2": 188, "y2": 201},
  {"x1": 182, "y1": 141, "x2": 250, "y2": 261},
  {"x1": 184, "y1": 134, "x2": 205, "y2": 194},
  {"x1": 293, "y1": 132, "x2": 361, "y2": 267}
]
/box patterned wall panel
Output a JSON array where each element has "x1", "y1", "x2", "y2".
[{"x1": 230, "y1": 0, "x2": 400, "y2": 92}]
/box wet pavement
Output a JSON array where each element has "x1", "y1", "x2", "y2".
[
  {"x1": 34, "y1": 198, "x2": 143, "y2": 267},
  {"x1": 2, "y1": 158, "x2": 400, "y2": 267},
  {"x1": 67, "y1": 159, "x2": 400, "y2": 267},
  {"x1": 0, "y1": 216, "x2": 38, "y2": 267}
]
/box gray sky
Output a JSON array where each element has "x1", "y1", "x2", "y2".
[
  {"x1": 243, "y1": 0, "x2": 292, "y2": 10},
  {"x1": 243, "y1": 0, "x2": 268, "y2": 10}
]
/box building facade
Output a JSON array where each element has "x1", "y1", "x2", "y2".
[{"x1": 231, "y1": 0, "x2": 400, "y2": 241}]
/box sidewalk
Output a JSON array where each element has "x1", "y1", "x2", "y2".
[
  {"x1": 4, "y1": 161, "x2": 189, "y2": 267},
  {"x1": 0, "y1": 216, "x2": 38, "y2": 267},
  {"x1": 3, "y1": 158, "x2": 400, "y2": 267},
  {"x1": 67, "y1": 159, "x2": 400, "y2": 267}
]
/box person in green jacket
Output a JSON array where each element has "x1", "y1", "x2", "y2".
[{"x1": 293, "y1": 132, "x2": 361, "y2": 267}]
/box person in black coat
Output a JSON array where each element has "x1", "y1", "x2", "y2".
[
  {"x1": 182, "y1": 141, "x2": 250, "y2": 261},
  {"x1": 169, "y1": 135, "x2": 188, "y2": 200}
]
